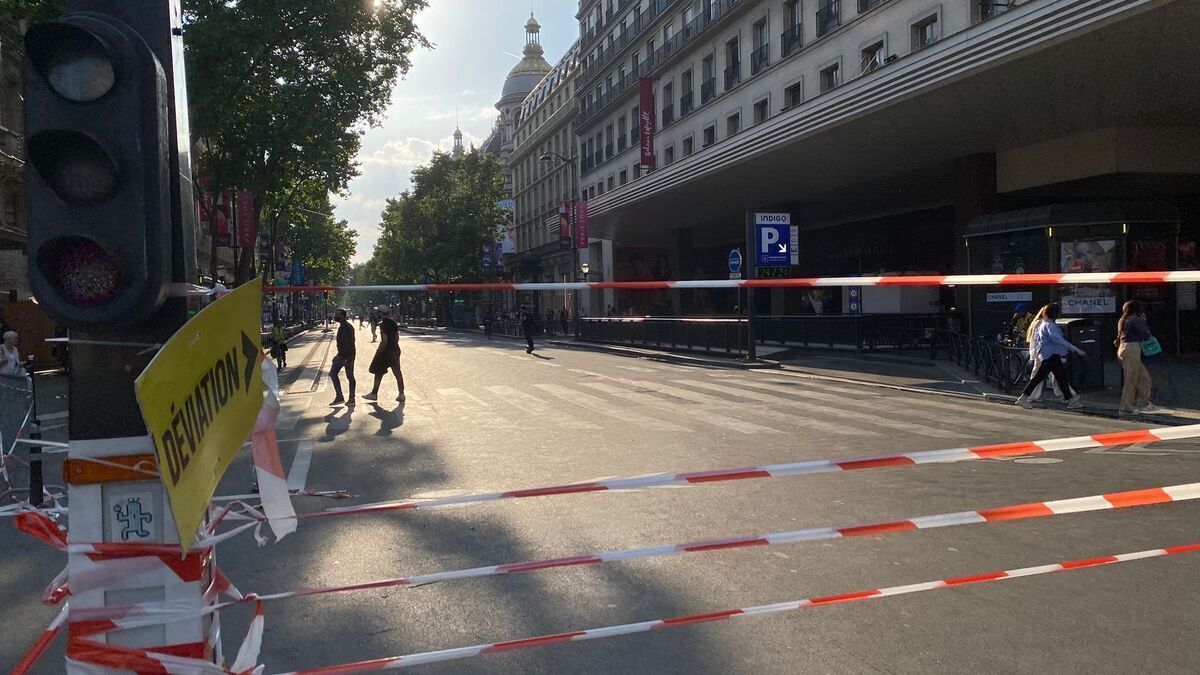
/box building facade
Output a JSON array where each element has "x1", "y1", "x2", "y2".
[
  {"x1": 1, "y1": 23, "x2": 29, "y2": 300},
  {"x1": 573, "y1": 0, "x2": 1200, "y2": 351}
]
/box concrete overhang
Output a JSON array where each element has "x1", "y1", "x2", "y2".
[{"x1": 585, "y1": 0, "x2": 1200, "y2": 247}]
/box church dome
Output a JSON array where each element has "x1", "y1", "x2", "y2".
[{"x1": 500, "y1": 13, "x2": 551, "y2": 101}]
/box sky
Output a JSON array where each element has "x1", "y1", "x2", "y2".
[{"x1": 334, "y1": 0, "x2": 579, "y2": 265}]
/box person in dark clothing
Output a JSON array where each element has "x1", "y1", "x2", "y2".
[
  {"x1": 483, "y1": 312, "x2": 494, "y2": 339},
  {"x1": 521, "y1": 306, "x2": 536, "y2": 353},
  {"x1": 545, "y1": 309, "x2": 555, "y2": 335},
  {"x1": 329, "y1": 308, "x2": 356, "y2": 405},
  {"x1": 365, "y1": 308, "x2": 404, "y2": 402},
  {"x1": 559, "y1": 308, "x2": 569, "y2": 334}
]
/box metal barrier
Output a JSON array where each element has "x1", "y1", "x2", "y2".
[
  {"x1": 1, "y1": 374, "x2": 34, "y2": 502},
  {"x1": 580, "y1": 317, "x2": 746, "y2": 355}
]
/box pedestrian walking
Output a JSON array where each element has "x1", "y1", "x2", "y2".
[
  {"x1": 545, "y1": 309, "x2": 555, "y2": 335},
  {"x1": 269, "y1": 324, "x2": 289, "y2": 370},
  {"x1": 329, "y1": 308, "x2": 356, "y2": 406},
  {"x1": 521, "y1": 305, "x2": 536, "y2": 354},
  {"x1": 483, "y1": 312, "x2": 494, "y2": 339},
  {"x1": 369, "y1": 310, "x2": 379, "y2": 343},
  {"x1": 1015, "y1": 304, "x2": 1086, "y2": 410},
  {"x1": 560, "y1": 308, "x2": 569, "y2": 334},
  {"x1": 1023, "y1": 305, "x2": 1060, "y2": 401},
  {"x1": 1115, "y1": 300, "x2": 1158, "y2": 414},
  {"x1": 365, "y1": 308, "x2": 404, "y2": 402}
]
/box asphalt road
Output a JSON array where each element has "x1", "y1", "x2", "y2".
[{"x1": 3, "y1": 323, "x2": 1199, "y2": 673}]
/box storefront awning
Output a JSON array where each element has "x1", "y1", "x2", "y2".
[{"x1": 965, "y1": 201, "x2": 1181, "y2": 238}]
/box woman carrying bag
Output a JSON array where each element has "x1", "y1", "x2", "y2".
[{"x1": 1116, "y1": 300, "x2": 1159, "y2": 415}]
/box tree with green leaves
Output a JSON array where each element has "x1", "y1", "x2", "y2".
[
  {"x1": 184, "y1": 0, "x2": 428, "y2": 283},
  {"x1": 370, "y1": 149, "x2": 506, "y2": 285}
]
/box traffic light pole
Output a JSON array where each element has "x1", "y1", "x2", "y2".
[
  {"x1": 24, "y1": 1, "x2": 210, "y2": 668},
  {"x1": 744, "y1": 212, "x2": 757, "y2": 361}
]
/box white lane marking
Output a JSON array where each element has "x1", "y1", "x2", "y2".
[
  {"x1": 485, "y1": 385, "x2": 601, "y2": 430},
  {"x1": 286, "y1": 440, "x2": 316, "y2": 491},
  {"x1": 436, "y1": 388, "x2": 491, "y2": 409},
  {"x1": 614, "y1": 365, "x2": 659, "y2": 373},
  {"x1": 579, "y1": 381, "x2": 780, "y2": 435},
  {"x1": 533, "y1": 383, "x2": 692, "y2": 433},
  {"x1": 667, "y1": 379, "x2": 882, "y2": 437},
  {"x1": 729, "y1": 378, "x2": 967, "y2": 439}
]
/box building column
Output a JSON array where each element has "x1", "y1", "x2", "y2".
[
  {"x1": 671, "y1": 228, "x2": 694, "y2": 314},
  {"x1": 954, "y1": 153, "x2": 997, "y2": 328}
]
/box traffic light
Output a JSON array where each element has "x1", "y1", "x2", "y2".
[{"x1": 23, "y1": 12, "x2": 172, "y2": 330}]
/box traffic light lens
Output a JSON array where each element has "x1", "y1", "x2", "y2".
[
  {"x1": 27, "y1": 23, "x2": 115, "y2": 102},
  {"x1": 37, "y1": 237, "x2": 123, "y2": 306},
  {"x1": 29, "y1": 130, "x2": 119, "y2": 203}
]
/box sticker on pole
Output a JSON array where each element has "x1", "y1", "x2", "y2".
[{"x1": 135, "y1": 279, "x2": 265, "y2": 551}]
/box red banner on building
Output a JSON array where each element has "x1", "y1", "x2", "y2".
[
  {"x1": 237, "y1": 191, "x2": 256, "y2": 248},
  {"x1": 575, "y1": 200, "x2": 589, "y2": 249},
  {"x1": 639, "y1": 77, "x2": 656, "y2": 167},
  {"x1": 213, "y1": 192, "x2": 232, "y2": 247}
]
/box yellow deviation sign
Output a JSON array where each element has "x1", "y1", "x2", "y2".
[{"x1": 136, "y1": 279, "x2": 265, "y2": 550}]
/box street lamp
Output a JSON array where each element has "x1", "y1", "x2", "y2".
[{"x1": 538, "y1": 152, "x2": 581, "y2": 337}]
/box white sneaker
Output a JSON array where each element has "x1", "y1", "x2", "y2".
[
  {"x1": 1014, "y1": 395, "x2": 1033, "y2": 409},
  {"x1": 1066, "y1": 396, "x2": 1084, "y2": 409}
]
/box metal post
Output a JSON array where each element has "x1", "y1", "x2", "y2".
[
  {"x1": 744, "y1": 213, "x2": 757, "y2": 360},
  {"x1": 25, "y1": 357, "x2": 43, "y2": 507}
]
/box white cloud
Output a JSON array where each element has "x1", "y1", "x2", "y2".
[{"x1": 358, "y1": 137, "x2": 438, "y2": 166}]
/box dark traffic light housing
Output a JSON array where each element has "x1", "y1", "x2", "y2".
[{"x1": 24, "y1": 12, "x2": 171, "y2": 330}]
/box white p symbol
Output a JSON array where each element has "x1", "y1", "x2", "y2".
[{"x1": 761, "y1": 227, "x2": 779, "y2": 252}]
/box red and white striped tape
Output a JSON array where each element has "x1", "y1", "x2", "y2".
[
  {"x1": 280, "y1": 541, "x2": 1200, "y2": 673},
  {"x1": 11, "y1": 604, "x2": 67, "y2": 675},
  {"x1": 251, "y1": 359, "x2": 297, "y2": 541},
  {"x1": 264, "y1": 270, "x2": 1200, "y2": 294},
  {"x1": 317, "y1": 426, "x2": 1200, "y2": 519},
  {"x1": 67, "y1": 480, "x2": 1200, "y2": 633}
]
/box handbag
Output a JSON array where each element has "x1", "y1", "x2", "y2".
[{"x1": 1140, "y1": 336, "x2": 1162, "y2": 357}]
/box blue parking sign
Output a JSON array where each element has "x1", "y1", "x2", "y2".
[{"x1": 754, "y1": 213, "x2": 796, "y2": 267}]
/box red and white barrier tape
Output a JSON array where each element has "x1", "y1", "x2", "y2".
[
  {"x1": 281, "y1": 541, "x2": 1200, "y2": 673},
  {"x1": 317, "y1": 426, "x2": 1200, "y2": 519},
  {"x1": 250, "y1": 359, "x2": 297, "y2": 541},
  {"x1": 60, "y1": 480, "x2": 1200, "y2": 634},
  {"x1": 11, "y1": 603, "x2": 67, "y2": 675},
  {"x1": 264, "y1": 270, "x2": 1200, "y2": 294}
]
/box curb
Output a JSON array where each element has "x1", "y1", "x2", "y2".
[{"x1": 544, "y1": 339, "x2": 779, "y2": 370}]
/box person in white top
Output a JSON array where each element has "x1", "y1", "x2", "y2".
[
  {"x1": 1015, "y1": 304, "x2": 1086, "y2": 410},
  {"x1": 1, "y1": 330, "x2": 28, "y2": 381}
]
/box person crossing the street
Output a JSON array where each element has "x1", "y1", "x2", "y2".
[
  {"x1": 365, "y1": 307, "x2": 405, "y2": 403},
  {"x1": 329, "y1": 308, "x2": 356, "y2": 406},
  {"x1": 1015, "y1": 303, "x2": 1086, "y2": 410},
  {"x1": 521, "y1": 304, "x2": 536, "y2": 354}
]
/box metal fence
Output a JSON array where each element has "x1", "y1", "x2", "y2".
[
  {"x1": 1, "y1": 374, "x2": 34, "y2": 500},
  {"x1": 580, "y1": 317, "x2": 746, "y2": 354}
]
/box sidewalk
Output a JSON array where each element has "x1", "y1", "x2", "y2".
[{"x1": 772, "y1": 346, "x2": 1200, "y2": 423}]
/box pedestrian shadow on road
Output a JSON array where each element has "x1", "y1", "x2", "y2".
[
  {"x1": 368, "y1": 402, "x2": 404, "y2": 436},
  {"x1": 529, "y1": 352, "x2": 554, "y2": 360},
  {"x1": 321, "y1": 405, "x2": 356, "y2": 442}
]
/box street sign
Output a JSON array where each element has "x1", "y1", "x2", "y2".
[
  {"x1": 135, "y1": 279, "x2": 266, "y2": 551},
  {"x1": 727, "y1": 249, "x2": 742, "y2": 274},
  {"x1": 754, "y1": 213, "x2": 799, "y2": 267}
]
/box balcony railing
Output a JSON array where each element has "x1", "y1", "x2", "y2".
[
  {"x1": 781, "y1": 24, "x2": 802, "y2": 57},
  {"x1": 605, "y1": 143, "x2": 614, "y2": 158},
  {"x1": 858, "y1": 0, "x2": 884, "y2": 12},
  {"x1": 680, "y1": 91, "x2": 694, "y2": 116},
  {"x1": 816, "y1": 0, "x2": 840, "y2": 37},
  {"x1": 661, "y1": 103, "x2": 675, "y2": 127},
  {"x1": 750, "y1": 44, "x2": 769, "y2": 75},
  {"x1": 723, "y1": 62, "x2": 741, "y2": 90},
  {"x1": 979, "y1": 0, "x2": 1014, "y2": 20},
  {"x1": 700, "y1": 77, "x2": 716, "y2": 104}
]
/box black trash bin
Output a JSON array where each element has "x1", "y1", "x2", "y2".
[{"x1": 1056, "y1": 317, "x2": 1104, "y2": 390}]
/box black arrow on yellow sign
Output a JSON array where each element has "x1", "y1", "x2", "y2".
[{"x1": 242, "y1": 331, "x2": 257, "y2": 393}]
